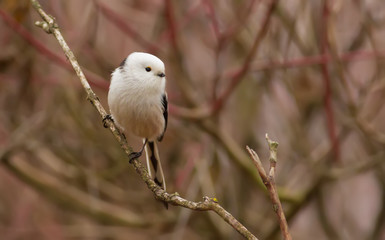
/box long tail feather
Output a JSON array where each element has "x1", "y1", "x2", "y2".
[
  {"x1": 144, "y1": 140, "x2": 166, "y2": 191},
  {"x1": 145, "y1": 140, "x2": 168, "y2": 209}
]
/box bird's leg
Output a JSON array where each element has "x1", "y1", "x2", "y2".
[
  {"x1": 128, "y1": 139, "x2": 148, "y2": 163},
  {"x1": 102, "y1": 115, "x2": 127, "y2": 141},
  {"x1": 102, "y1": 114, "x2": 113, "y2": 128}
]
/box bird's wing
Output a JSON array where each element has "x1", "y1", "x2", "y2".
[{"x1": 158, "y1": 93, "x2": 168, "y2": 142}]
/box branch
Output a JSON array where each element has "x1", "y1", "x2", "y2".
[
  {"x1": 246, "y1": 135, "x2": 292, "y2": 240},
  {"x1": 1, "y1": 152, "x2": 149, "y2": 227},
  {"x1": 0, "y1": 8, "x2": 108, "y2": 90},
  {"x1": 249, "y1": 49, "x2": 385, "y2": 72},
  {"x1": 94, "y1": 0, "x2": 161, "y2": 54},
  {"x1": 170, "y1": 48, "x2": 385, "y2": 120},
  {"x1": 30, "y1": 1, "x2": 258, "y2": 239},
  {"x1": 212, "y1": 0, "x2": 277, "y2": 113},
  {"x1": 320, "y1": 0, "x2": 340, "y2": 162},
  {"x1": 0, "y1": 114, "x2": 147, "y2": 227}
]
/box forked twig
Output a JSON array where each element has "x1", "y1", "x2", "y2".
[{"x1": 247, "y1": 134, "x2": 292, "y2": 240}]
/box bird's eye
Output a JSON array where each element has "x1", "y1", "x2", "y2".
[{"x1": 145, "y1": 67, "x2": 151, "y2": 72}]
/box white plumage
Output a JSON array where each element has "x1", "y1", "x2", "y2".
[{"x1": 108, "y1": 52, "x2": 168, "y2": 195}]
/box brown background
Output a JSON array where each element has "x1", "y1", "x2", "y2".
[{"x1": 1, "y1": 0, "x2": 385, "y2": 239}]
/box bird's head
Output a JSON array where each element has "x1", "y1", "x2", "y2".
[{"x1": 121, "y1": 52, "x2": 166, "y2": 83}]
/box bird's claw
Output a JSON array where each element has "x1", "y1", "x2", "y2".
[
  {"x1": 102, "y1": 114, "x2": 113, "y2": 128},
  {"x1": 128, "y1": 151, "x2": 142, "y2": 163}
]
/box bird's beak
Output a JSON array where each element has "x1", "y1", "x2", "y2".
[{"x1": 157, "y1": 72, "x2": 165, "y2": 78}]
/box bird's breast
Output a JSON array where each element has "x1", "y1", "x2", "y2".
[{"x1": 109, "y1": 85, "x2": 165, "y2": 140}]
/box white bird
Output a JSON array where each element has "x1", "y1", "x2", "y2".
[{"x1": 107, "y1": 52, "x2": 168, "y2": 198}]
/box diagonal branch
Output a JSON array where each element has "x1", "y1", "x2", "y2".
[
  {"x1": 94, "y1": 0, "x2": 161, "y2": 54},
  {"x1": 0, "y1": 8, "x2": 108, "y2": 90},
  {"x1": 30, "y1": 0, "x2": 258, "y2": 239},
  {"x1": 212, "y1": 0, "x2": 277, "y2": 113}
]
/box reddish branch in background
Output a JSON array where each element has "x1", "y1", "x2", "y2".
[
  {"x1": 2, "y1": 4, "x2": 385, "y2": 123},
  {"x1": 320, "y1": 0, "x2": 340, "y2": 163},
  {"x1": 211, "y1": 0, "x2": 277, "y2": 114},
  {"x1": 0, "y1": 8, "x2": 108, "y2": 89},
  {"x1": 94, "y1": 1, "x2": 161, "y2": 54},
  {"x1": 249, "y1": 50, "x2": 385, "y2": 72}
]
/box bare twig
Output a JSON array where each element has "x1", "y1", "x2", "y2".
[
  {"x1": 0, "y1": 113, "x2": 147, "y2": 227},
  {"x1": 249, "y1": 49, "x2": 385, "y2": 73},
  {"x1": 1, "y1": 152, "x2": 149, "y2": 227},
  {"x1": 30, "y1": 1, "x2": 258, "y2": 239},
  {"x1": 94, "y1": 0, "x2": 161, "y2": 54},
  {"x1": 320, "y1": 0, "x2": 340, "y2": 162},
  {"x1": 246, "y1": 134, "x2": 292, "y2": 240},
  {"x1": 212, "y1": 0, "x2": 277, "y2": 113},
  {"x1": 0, "y1": 8, "x2": 108, "y2": 90},
  {"x1": 171, "y1": 48, "x2": 385, "y2": 120}
]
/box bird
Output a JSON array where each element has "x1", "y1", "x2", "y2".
[{"x1": 107, "y1": 52, "x2": 168, "y2": 204}]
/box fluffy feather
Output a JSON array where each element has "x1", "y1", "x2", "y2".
[
  {"x1": 108, "y1": 52, "x2": 168, "y2": 199},
  {"x1": 108, "y1": 52, "x2": 167, "y2": 141}
]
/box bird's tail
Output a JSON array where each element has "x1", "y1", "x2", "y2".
[{"x1": 144, "y1": 140, "x2": 166, "y2": 192}]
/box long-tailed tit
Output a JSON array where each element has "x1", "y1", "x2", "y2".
[{"x1": 107, "y1": 52, "x2": 168, "y2": 201}]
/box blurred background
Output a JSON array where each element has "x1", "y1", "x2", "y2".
[{"x1": 1, "y1": 0, "x2": 385, "y2": 239}]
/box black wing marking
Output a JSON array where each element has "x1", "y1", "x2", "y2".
[
  {"x1": 118, "y1": 57, "x2": 127, "y2": 70},
  {"x1": 158, "y1": 93, "x2": 168, "y2": 142},
  {"x1": 148, "y1": 141, "x2": 158, "y2": 172}
]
